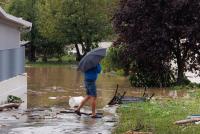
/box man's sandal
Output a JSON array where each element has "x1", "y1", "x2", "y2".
[
  {"x1": 91, "y1": 114, "x2": 102, "y2": 118},
  {"x1": 74, "y1": 110, "x2": 81, "y2": 116}
]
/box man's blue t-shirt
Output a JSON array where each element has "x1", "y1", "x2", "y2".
[{"x1": 84, "y1": 64, "x2": 101, "y2": 81}]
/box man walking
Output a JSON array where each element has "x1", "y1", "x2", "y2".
[{"x1": 75, "y1": 63, "x2": 101, "y2": 118}]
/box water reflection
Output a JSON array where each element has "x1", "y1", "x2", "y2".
[{"x1": 26, "y1": 66, "x2": 189, "y2": 109}]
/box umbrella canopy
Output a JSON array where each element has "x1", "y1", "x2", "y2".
[{"x1": 78, "y1": 48, "x2": 107, "y2": 72}]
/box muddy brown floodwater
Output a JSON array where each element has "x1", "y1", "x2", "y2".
[
  {"x1": 26, "y1": 66, "x2": 190, "y2": 108},
  {"x1": 0, "y1": 65, "x2": 189, "y2": 134}
]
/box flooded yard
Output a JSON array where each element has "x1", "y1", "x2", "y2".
[
  {"x1": 0, "y1": 66, "x2": 191, "y2": 134},
  {"x1": 26, "y1": 66, "x2": 190, "y2": 108}
]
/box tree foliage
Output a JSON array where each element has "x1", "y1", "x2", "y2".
[
  {"x1": 113, "y1": 0, "x2": 200, "y2": 86},
  {"x1": 59, "y1": 0, "x2": 112, "y2": 60},
  {"x1": 8, "y1": 0, "x2": 39, "y2": 62},
  {"x1": 0, "y1": 0, "x2": 9, "y2": 8},
  {"x1": 35, "y1": 0, "x2": 65, "y2": 62},
  {"x1": 0, "y1": 0, "x2": 5, "y2": 7},
  {"x1": 5, "y1": 0, "x2": 114, "y2": 62},
  {"x1": 35, "y1": 0, "x2": 62, "y2": 41}
]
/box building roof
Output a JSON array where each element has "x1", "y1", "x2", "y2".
[{"x1": 0, "y1": 6, "x2": 32, "y2": 28}]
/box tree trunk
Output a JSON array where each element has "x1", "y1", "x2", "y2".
[
  {"x1": 124, "y1": 65, "x2": 130, "y2": 76},
  {"x1": 42, "y1": 49, "x2": 48, "y2": 62},
  {"x1": 28, "y1": 44, "x2": 36, "y2": 62},
  {"x1": 57, "y1": 57, "x2": 63, "y2": 63},
  {"x1": 175, "y1": 43, "x2": 186, "y2": 84},
  {"x1": 177, "y1": 60, "x2": 185, "y2": 84},
  {"x1": 75, "y1": 44, "x2": 82, "y2": 61},
  {"x1": 42, "y1": 56, "x2": 48, "y2": 62},
  {"x1": 80, "y1": 44, "x2": 86, "y2": 55}
]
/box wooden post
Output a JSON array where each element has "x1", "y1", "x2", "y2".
[{"x1": 175, "y1": 118, "x2": 200, "y2": 125}]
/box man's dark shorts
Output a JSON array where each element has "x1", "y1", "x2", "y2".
[{"x1": 84, "y1": 80, "x2": 97, "y2": 97}]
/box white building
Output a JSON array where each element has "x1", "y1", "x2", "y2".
[
  {"x1": 0, "y1": 7, "x2": 32, "y2": 107},
  {"x1": 69, "y1": 42, "x2": 112, "y2": 55}
]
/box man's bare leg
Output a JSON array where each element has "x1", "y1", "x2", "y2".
[
  {"x1": 76, "y1": 96, "x2": 90, "y2": 112},
  {"x1": 90, "y1": 96, "x2": 97, "y2": 116}
]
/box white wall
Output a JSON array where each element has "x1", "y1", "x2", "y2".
[
  {"x1": 0, "y1": 74, "x2": 27, "y2": 109},
  {"x1": 0, "y1": 21, "x2": 20, "y2": 50}
]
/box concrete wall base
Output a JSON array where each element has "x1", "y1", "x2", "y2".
[{"x1": 0, "y1": 74, "x2": 27, "y2": 109}]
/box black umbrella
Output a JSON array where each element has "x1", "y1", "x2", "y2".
[{"x1": 78, "y1": 48, "x2": 107, "y2": 72}]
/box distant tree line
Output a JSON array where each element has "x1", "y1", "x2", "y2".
[{"x1": 3, "y1": 0, "x2": 116, "y2": 62}]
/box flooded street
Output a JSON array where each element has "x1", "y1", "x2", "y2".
[
  {"x1": 26, "y1": 66, "x2": 190, "y2": 108},
  {"x1": 0, "y1": 66, "x2": 191, "y2": 134},
  {"x1": 26, "y1": 65, "x2": 129, "y2": 108}
]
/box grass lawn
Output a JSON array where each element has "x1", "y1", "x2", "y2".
[
  {"x1": 26, "y1": 55, "x2": 77, "y2": 66},
  {"x1": 114, "y1": 87, "x2": 200, "y2": 134}
]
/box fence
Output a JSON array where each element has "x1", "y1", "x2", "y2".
[{"x1": 0, "y1": 46, "x2": 25, "y2": 81}]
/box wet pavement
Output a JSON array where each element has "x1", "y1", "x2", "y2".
[{"x1": 0, "y1": 106, "x2": 118, "y2": 134}]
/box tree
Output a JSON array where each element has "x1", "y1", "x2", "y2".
[
  {"x1": 35, "y1": 0, "x2": 65, "y2": 62},
  {"x1": 7, "y1": 0, "x2": 114, "y2": 62},
  {"x1": 59, "y1": 0, "x2": 112, "y2": 61},
  {"x1": 8, "y1": 0, "x2": 38, "y2": 62},
  {"x1": 113, "y1": 0, "x2": 200, "y2": 86},
  {"x1": 7, "y1": 0, "x2": 65, "y2": 62},
  {"x1": 35, "y1": 0, "x2": 62, "y2": 40},
  {"x1": 0, "y1": 0, "x2": 9, "y2": 7}
]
